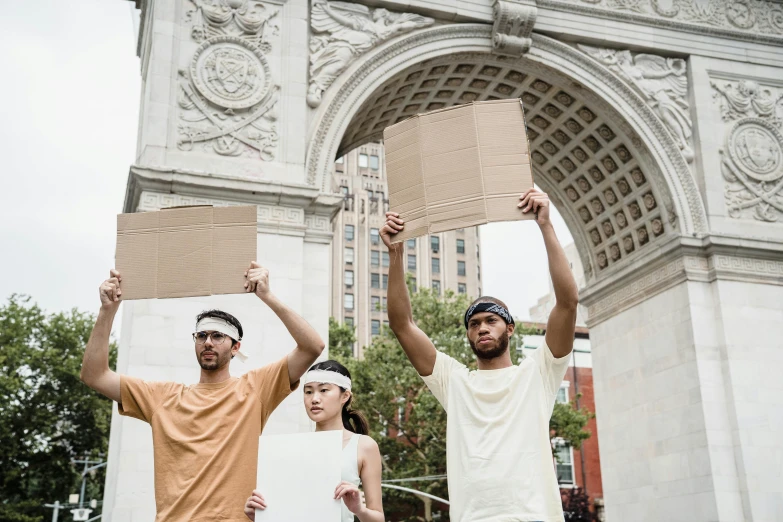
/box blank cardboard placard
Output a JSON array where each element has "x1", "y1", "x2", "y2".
[
  {"x1": 256, "y1": 431, "x2": 342, "y2": 522},
  {"x1": 115, "y1": 205, "x2": 257, "y2": 300},
  {"x1": 384, "y1": 98, "x2": 534, "y2": 243}
]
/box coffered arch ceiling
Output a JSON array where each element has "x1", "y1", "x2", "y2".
[{"x1": 336, "y1": 52, "x2": 681, "y2": 282}]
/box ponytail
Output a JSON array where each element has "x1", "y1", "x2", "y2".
[
  {"x1": 308, "y1": 359, "x2": 370, "y2": 435},
  {"x1": 341, "y1": 394, "x2": 370, "y2": 435}
]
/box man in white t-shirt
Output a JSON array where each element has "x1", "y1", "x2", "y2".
[{"x1": 381, "y1": 188, "x2": 579, "y2": 522}]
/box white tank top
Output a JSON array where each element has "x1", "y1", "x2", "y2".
[{"x1": 340, "y1": 433, "x2": 362, "y2": 522}]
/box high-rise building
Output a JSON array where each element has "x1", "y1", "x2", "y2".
[{"x1": 330, "y1": 143, "x2": 482, "y2": 354}]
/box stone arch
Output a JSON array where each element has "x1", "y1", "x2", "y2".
[{"x1": 306, "y1": 25, "x2": 708, "y2": 284}]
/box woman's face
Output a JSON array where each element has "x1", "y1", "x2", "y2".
[{"x1": 303, "y1": 382, "x2": 349, "y2": 423}]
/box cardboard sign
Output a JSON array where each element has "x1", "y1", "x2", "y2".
[
  {"x1": 256, "y1": 431, "x2": 342, "y2": 522},
  {"x1": 383, "y1": 98, "x2": 534, "y2": 243},
  {"x1": 115, "y1": 205, "x2": 257, "y2": 300}
]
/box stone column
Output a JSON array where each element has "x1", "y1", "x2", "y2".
[{"x1": 103, "y1": 1, "x2": 340, "y2": 520}]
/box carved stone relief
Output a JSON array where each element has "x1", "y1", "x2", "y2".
[
  {"x1": 178, "y1": 0, "x2": 280, "y2": 159},
  {"x1": 578, "y1": 45, "x2": 694, "y2": 163},
  {"x1": 307, "y1": 0, "x2": 434, "y2": 108},
  {"x1": 491, "y1": 0, "x2": 538, "y2": 56},
  {"x1": 542, "y1": 0, "x2": 783, "y2": 37},
  {"x1": 712, "y1": 79, "x2": 783, "y2": 222}
]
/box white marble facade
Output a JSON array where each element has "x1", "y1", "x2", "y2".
[{"x1": 112, "y1": 0, "x2": 783, "y2": 520}]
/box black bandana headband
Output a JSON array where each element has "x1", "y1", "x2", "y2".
[{"x1": 464, "y1": 302, "x2": 515, "y2": 329}]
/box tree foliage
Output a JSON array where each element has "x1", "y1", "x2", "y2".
[
  {"x1": 0, "y1": 295, "x2": 116, "y2": 522},
  {"x1": 329, "y1": 287, "x2": 594, "y2": 521},
  {"x1": 328, "y1": 316, "x2": 355, "y2": 361}
]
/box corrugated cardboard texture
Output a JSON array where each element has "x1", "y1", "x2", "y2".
[
  {"x1": 116, "y1": 205, "x2": 257, "y2": 300},
  {"x1": 384, "y1": 99, "x2": 534, "y2": 243}
]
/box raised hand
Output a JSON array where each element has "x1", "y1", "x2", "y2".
[
  {"x1": 380, "y1": 212, "x2": 404, "y2": 250},
  {"x1": 99, "y1": 269, "x2": 122, "y2": 311},
  {"x1": 245, "y1": 262, "x2": 271, "y2": 300},
  {"x1": 334, "y1": 481, "x2": 364, "y2": 515},
  {"x1": 519, "y1": 188, "x2": 552, "y2": 227},
  {"x1": 243, "y1": 490, "x2": 267, "y2": 521}
]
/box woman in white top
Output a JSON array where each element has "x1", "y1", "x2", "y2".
[{"x1": 243, "y1": 360, "x2": 385, "y2": 522}]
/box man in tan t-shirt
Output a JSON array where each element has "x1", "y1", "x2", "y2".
[{"x1": 80, "y1": 261, "x2": 325, "y2": 522}]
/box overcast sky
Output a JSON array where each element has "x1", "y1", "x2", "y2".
[{"x1": 0, "y1": 1, "x2": 573, "y2": 331}]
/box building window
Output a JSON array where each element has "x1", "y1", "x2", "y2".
[
  {"x1": 367, "y1": 190, "x2": 374, "y2": 200},
  {"x1": 371, "y1": 273, "x2": 380, "y2": 288},
  {"x1": 371, "y1": 228, "x2": 380, "y2": 244},
  {"x1": 555, "y1": 442, "x2": 574, "y2": 485},
  {"x1": 371, "y1": 319, "x2": 380, "y2": 336},
  {"x1": 371, "y1": 296, "x2": 381, "y2": 311},
  {"x1": 340, "y1": 186, "x2": 349, "y2": 196},
  {"x1": 556, "y1": 385, "x2": 569, "y2": 404},
  {"x1": 432, "y1": 280, "x2": 440, "y2": 295},
  {"x1": 430, "y1": 235, "x2": 440, "y2": 253},
  {"x1": 408, "y1": 255, "x2": 416, "y2": 270},
  {"x1": 371, "y1": 250, "x2": 380, "y2": 267},
  {"x1": 345, "y1": 247, "x2": 354, "y2": 265},
  {"x1": 345, "y1": 270, "x2": 354, "y2": 287},
  {"x1": 370, "y1": 155, "x2": 380, "y2": 170},
  {"x1": 407, "y1": 238, "x2": 416, "y2": 249},
  {"x1": 457, "y1": 261, "x2": 466, "y2": 276},
  {"x1": 345, "y1": 224, "x2": 354, "y2": 241},
  {"x1": 382, "y1": 274, "x2": 388, "y2": 289},
  {"x1": 457, "y1": 239, "x2": 465, "y2": 254},
  {"x1": 432, "y1": 257, "x2": 440, "y2": 274},
  {"x1": 410, "y1": 277, "x2": 417, "y2": 292},
  {"x1": 382, "y1": 297, "x2": 387, "y2": 311},
  {"x1": 344, "y1": 316, "x2": 353, "y2": 328},
  {"x1": 382, "y1": 251, "x2": 389, "y2": 267},
  {"x1": 359, "y1": 153, "x2": 369, "y2": 168},
  {"x1": 344, "y1": 293, "x2": 354, "y2": 310},
  {"x1": 458, "y1": 283, "x2": 467, "y2": 294}
]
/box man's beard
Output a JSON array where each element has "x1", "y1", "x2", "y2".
[
  {"x1": 198, "y1": 349, "x2": 230, "y2": 371},
  {"x1": 469, "y1": 331, "x2": 510, "y2": 360}
]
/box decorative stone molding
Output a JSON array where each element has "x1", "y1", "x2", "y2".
[
  {"x1": 584, "y1": 250, "x2": 783, "y2": 326},
  {"x1": 491, "y1": 0, "x2": 538, "y2": 56},
  {"x1": 712, "y1": 78, "x2": 783, "y2": 222},
  {"x1": 178, "y1": 0, "x2": 280, "y2": 160},
  {"x1": 578, "y1": 45, "x2": 694, "y2": 162},
  {"x1": 137, "y1": 192, "x2": 306, "y2": 232},
  {"x1": 538, "y1": 0, "x2": 783, "y2": 43},
  {"x1": 307, "y1": 0, "x2": 434, "y2": 108}
]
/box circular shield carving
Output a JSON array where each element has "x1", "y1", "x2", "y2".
[
  {"x1": 191, "y1": 36, "x2": 271, "y2": 110},
  {"x1": 728, "y1": 118, "x2": 783, "y2": 182}
]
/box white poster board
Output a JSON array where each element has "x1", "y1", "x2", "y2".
[{"x1": 256, "y1": 431, "x2": 342, "y2": 522}]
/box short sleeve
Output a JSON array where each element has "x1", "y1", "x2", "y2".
[
  {"x1": 529, "y1": 339, "x2": 571, "y2": 415},
  {"x1": 119, "y1": 376, "x2": 176, "y2": 423},
  {"x1": 420, "y1": 351, "x2": 467, "y2": 413},
  {"x1": 245, "y1": 356, "x2": 297, "y2": 423}
]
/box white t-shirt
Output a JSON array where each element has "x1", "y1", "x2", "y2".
[{"x1": 421, "y1": 341, "x2": 570, "y2": 522}]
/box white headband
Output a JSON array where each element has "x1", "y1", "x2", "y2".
[
  {"x1": 303, "y1": 369, "x2": 352, "y2": 391},
  {"x1": 195, "y1": 317, "x2": 249, "y2": 362}
]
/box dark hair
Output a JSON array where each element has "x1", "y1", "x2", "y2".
[
  {"x1": 195, "y1": 309, "x2": 244, "y2": 343},
  {"x1": 468, "y1": 295, "x2": 510, "y2": 310},
  {"x1": 308, "y1": 360, "x2": 369, "y2": 435}
]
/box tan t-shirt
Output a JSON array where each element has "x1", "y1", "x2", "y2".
[{"x1": 119, "y1": 356, "x2": 296, "y2": 522}]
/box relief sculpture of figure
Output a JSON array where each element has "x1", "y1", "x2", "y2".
[
  {"x1": 307, "y1": 0, "x2": 433, "y2": 108},
  {"x1": 579, "y1": 46, "x2": 695, "y2": 162},
  {"x1": 711, "y1": 79, "x2": 779, "y2": 120}
]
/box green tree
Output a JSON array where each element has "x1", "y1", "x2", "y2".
[
  {"x1": 0, "y1": 295, "x2": 116, "y2": 522},
  {"x1": 328, "y1": 316, "x2": 356, "y2": 360},
  {"x1": 330, "y1": 287, "x2": 593, "y2": 521}
]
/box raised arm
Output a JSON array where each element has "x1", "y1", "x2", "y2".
[
  {"x1": 80, "y1": 270, "x2": 122, "y2": 403},
  {"x1": 519, "y1": 189, "x2": 579, "y2": 358},
  {"x1": 245, "y1": 262, "x2": 325, "y2": 385},
  {"x1": 381, "y1": 213, "x2": 437, "y2": 376}
]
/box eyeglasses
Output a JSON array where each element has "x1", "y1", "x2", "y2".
[{"x1": 192, "y1": 331, "x2": 231, "y2": 345}]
